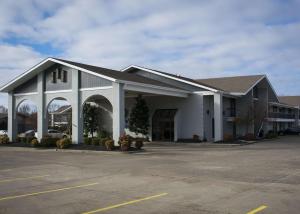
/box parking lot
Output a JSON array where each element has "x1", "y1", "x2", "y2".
[{"x1": 0, "y1": 136, "x2": 300, "y2": 214}]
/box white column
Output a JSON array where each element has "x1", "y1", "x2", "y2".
[
  {"x1": 214, "y1": 93, "x2": 223, "y2": 142},
  {"x1": 71, "y1": 69, "x2": 83, "y2": 144},
  {"x1": 8, "y1": 92, "x2": 17, "y2": 142},
  {"x1": 37, "y1": 72, "x2": 47, "y2": 140},
  {"x1": 113, "y1": 82, "x2": 125, "y2": 145}
]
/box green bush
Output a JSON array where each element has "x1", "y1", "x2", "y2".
[
  {"x1": 97, "y1": 130, "x2": 110, "y2": 139},
  {"x1": 40, "y1": 136, "x2": 60, "y2": 147},
  {"x1": 84, "y1": 137, "x2": 92, "y2": 145},
  {"x1": 105, "y1": 139, "x2": 114, "y2": 151},
  {"x1": 91, "y1": 138, "x2": 100, "y2": 146},
  {"x1": 56, "y1": 138, "x2": 72, "y2": 149},
  {"x1": 0, "y1": 134, "x2": 10, "y2": 144},
  {"x1": 134, "y1": 140, "x2": 144, "y2": 150},
  {"x1": 31, "y1": 138, "x2": 39, "y2": 147}
]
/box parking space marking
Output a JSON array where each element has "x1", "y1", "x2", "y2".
[
  {"x1": 0, "y1": 175, "x2": 50, "y2": 183},
  {"x1": 247, "y1": 205, "x2": 267, "y2": 214},
  {"x1": 0, "y1": 182, "x2": 98, "y2": 202},
  {"x1": 82, "y1": 193, "x2": 168, "y2": 214}
]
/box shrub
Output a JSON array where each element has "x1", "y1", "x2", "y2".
[
  {"x1": 56, "y1": 138, "x2": 72, "y2": 149},
  {"x1": 40, "y1": 136, "x2": 60, "y2": 147},
  {"x1": 31, "y1": 138, "x2": 39, "y2": 147},
  {"x1": 26, "y1": 137, "x2": 36, "y2": 144},
  {"x1": 105, "y1": 139, "x2": 114, "y2": 151},
  {"x1": 84, "y1": 137, "x2": 92, "y2": 145},
  {"x1": 118, "y1": 134, "x2": 132, "y2": 151},
  {"x1": 97, "y1": 130, "x2": 109, "y2": 139},
  {"x1": 223, "y1": 134, "x2": 234, "y2": 142},
  {"x1": 134, "y1": 139, "x2": 144, "y2": 150},
  {"x1": 0, "y1": 134, "x2": 10, "y2": 144},
  {"x1": 242, "y1": 133, "x2": 256, "y2": 141},
  {"x1": 91, "y1": 138, "x2": 100, "y2": 146}
]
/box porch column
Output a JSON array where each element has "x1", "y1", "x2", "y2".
[
  {"x1": 8, "y1": 92, "x2": 17, "y2": 142},
  {"x1": 72, "y1": 69, "x2": 83, "y2": 144},
  {"x1": 112, "y1": 82, "x2": 125, "y2": 145},
  {"x1": 214, "y1": 93, "x2": 223, "y2": 142},
  {"x1": 37, "y1": 72, "x2": 47, "y2": 141}
]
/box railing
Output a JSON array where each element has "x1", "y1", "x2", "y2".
[{"x1": 268, "y1": 112, "x2": 295, "y2": 119}]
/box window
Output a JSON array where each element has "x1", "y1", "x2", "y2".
[
  {"x1": 52, "y1": 71, "x2": 57, "y2": 83},
  {"x1": 253, "y1": 87, "x2": 258, "y2": 98},
  {"x1": 57, "y1": 68, "x2": 62, "y2": 79},
  {"x1": 62, "y1": 70, "x2": 68, "y2": 83}
]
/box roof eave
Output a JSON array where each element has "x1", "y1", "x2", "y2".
[{"x1": 122, "y1": 65, "x2": 220, "y2": 93}]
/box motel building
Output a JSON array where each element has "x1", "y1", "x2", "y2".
[{"x1": 1, "y1": 58, "x2": 299, "y2": 144}]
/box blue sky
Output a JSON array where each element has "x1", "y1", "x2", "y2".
[{"x1": 0, "y1": 0, "x2": 300, "y2": 106}]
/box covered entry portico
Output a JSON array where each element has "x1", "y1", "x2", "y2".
[{"x1": 2, "y1": 58, "x2": 189, "y2": 145}]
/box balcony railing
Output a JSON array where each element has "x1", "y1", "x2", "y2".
[{"x1": 268, "y1": 112, "x2": 295, "y2": 119}]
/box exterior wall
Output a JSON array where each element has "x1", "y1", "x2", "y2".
[
  {"x1": 45, "y1": 64, "x2": 72, "y2": 91},
  {"x1": 129, "y1": 69, "x2": 204, "y2": 91},
  {"x1": 254, "y1": 87, "x2": 268, "y2": 135},
  {"x1": 80, "y1": 72, "x2": 112, "y2": 89},
  {"x1": 236, "y1": 91, "x2": 254, "y2": 136},
  {"x1": 14, "y1": 76, "x2": 37, "y2": 94}
]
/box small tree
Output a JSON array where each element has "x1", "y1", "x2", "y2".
[
  {"x1": 83, "y1": 103, "x2": 100, "y2": 138},
  {"x1": 129, "y1": 95, "x2": 149, "y2": 135}
]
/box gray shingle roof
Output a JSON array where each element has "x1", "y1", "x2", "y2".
[
  {"x1": 54, "y1": 58, "x2": 184, "y2": 91},
  {"x1": 195, "y1": 75, "x2": 265, "y2": 94},
  {"x1": 278, "y1": 96, "x2": 300, "y2": 107}
]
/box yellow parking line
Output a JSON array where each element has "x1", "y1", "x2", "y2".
[
  {"x1": 247, "y1": 205, "x2": 267, "y2": 214},
  {"x1": 0, "y1": 175, "x2": 50, "y2": 183},
  {"x1": 82, "y1": 193, "x2": 168, "y2": 214},
  {"x1": 0, "y1": 182, "x2": 98, "y2": 202}
]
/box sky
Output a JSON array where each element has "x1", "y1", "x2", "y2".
[{"x1": 0, "y1": 0, "x2": 299, "y2": 107}]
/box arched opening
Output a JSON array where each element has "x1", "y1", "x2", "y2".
[
  {"x1": 47, "y1": 98, "x2": 72, "y2": 138},
  {"x1": 16, "y1": 100, "x2": 38, "y2": 138},
  {"x1": 82, "y1": 95, "x2": 113, "y2": 139}
]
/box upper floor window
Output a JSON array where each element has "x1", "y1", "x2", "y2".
[
  {"x1": 253, "y1": 87, "x2": 258, "y2": 98},
  {"x1": 62, "y1": 70, "x2": 68, "y2": 83},
  {"x1": 51, "y1": 68, "x2": 67, "y2": 83},
  {"x1": 52, "y1": 71, "x2": 57, "y2": 83},
  {"x1": 57, "y1": 68, "x2": 62, "y2": 79}
]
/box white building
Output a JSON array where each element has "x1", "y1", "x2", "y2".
[{"x1": 1, "y1": 58, "x2": 299, "y2": 144}]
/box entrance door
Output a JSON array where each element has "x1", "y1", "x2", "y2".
[{"x1": 152, "y1": 109, "x2": 177, "y2": 141}]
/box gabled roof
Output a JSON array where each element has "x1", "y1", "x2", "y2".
[
  {"x1": 0, "y1": 58, "x2": 186, "y2": 93},
  {"x1": 278, "y1": 96, "x2": 300, "y2": 108},
  {"x1": 196, "y1": 75, "x2": 265, "y2": 95},
  {"x1": 122, "y1": 65, "x2": 220, "y2": 92}
]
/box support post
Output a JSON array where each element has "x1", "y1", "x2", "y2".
[
  {"x1": 112, "y1": 82, "x2": 125, "y2": 145},
  {"x1": 37, "y1": 72, "x2": 47, "y2": 141},
  {"x1": 8, "y1": 92, "x2": 17, "y2": 142},
  {"x1": 72, "y1": 69, "x2": 83, "y2": 144},
  {"x1": 214, "y1": 93, "x2": 223, "y2": 142}
]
